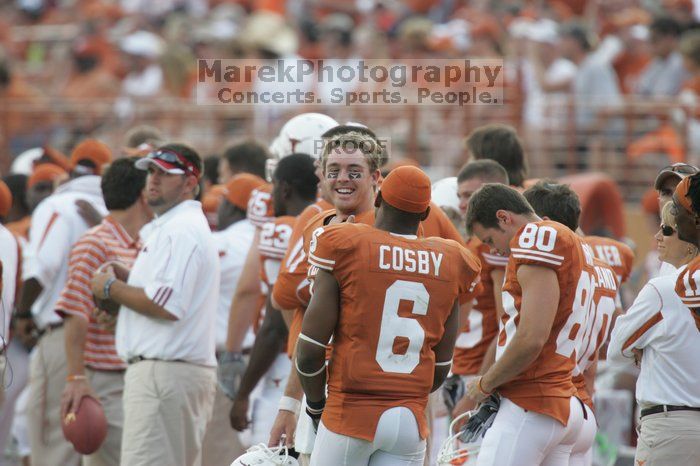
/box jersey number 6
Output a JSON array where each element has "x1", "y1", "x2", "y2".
[{"x1": 376, "y1": 280, "x2": 429, "y2": 374}]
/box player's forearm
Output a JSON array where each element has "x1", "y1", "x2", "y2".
[
  {"x1": 282, "y1": 364, "x2": 305, "y2": 400},
  {"x1": 15, "y1": 278, "x2": 43, "y2": 315},
  {"x1": 109, "y1": 281, "x2": 177, "y2": 321},
  {"x1": 480, "y1": 334, "x2": 544, "y2": 393},
  {"x1": 224, "y1": 291, "x2": 261, "y2": 352},
  {"x1": 296, "y1": 341, "x2": 327, "y2": 403},
  {"x1": 478, "y1": 337, "x2": 497, "y2": 374},
  {"x1": 236, "y1": 311, "x2": 287, "y2": 399},
  {"x1": 64, "y1": 315, "x2": 88, "y2": 376}
]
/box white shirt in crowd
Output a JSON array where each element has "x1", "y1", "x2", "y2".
[
  {"x1": 23, "y1": 175, "x2": 107, "y2": 329},
  {"x1": 0, "y1": 224, "x2": 20, "y2": 349},
  {"x1": 608, "y1": 265, "x2": 700, "y2": 408},
  {"x1": 116, "y1": 200, "x2": 219, "y2": 366},
  {"x1": 212, "y1": 218, "x2": 255, "y2": 351}
]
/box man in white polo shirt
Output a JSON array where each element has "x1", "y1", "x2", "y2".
[{"x1": 91, "y1": 144, "x2": 219, "y2": 466}]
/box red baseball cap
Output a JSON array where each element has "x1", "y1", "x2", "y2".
[{"x1": 135, "y1": 149, "x2": 201, "y2": 178}]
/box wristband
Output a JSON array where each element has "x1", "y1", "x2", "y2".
[
  {"x1": 66, "y1": 374, "x2": 87, "y2": 382},
  {"x1": 477, "y1": 376, "x2": 492, "y2": 396},
  {"x1": 103, "y1": 277, "x2": 117, "y2": 300},
  {"x1": 306, "y1": 398, "x2": 326, "y2": 413},
  {"x1": 278, "y1": 396, "x2": 301, "y2": 416}
]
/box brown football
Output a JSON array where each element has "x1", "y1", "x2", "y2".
[{"x1": 61, "y1": 396, "x2": 108, "y2": 454}]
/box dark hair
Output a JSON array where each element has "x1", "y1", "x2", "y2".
[
  {"x1": 101, "y1": 157, "x2": 147, "y2": 210},
  {"x1": 222, "y1": 140, "x2": 268, "y2": 179},
  {"x1": 0, "y1": 60, "x2": 10, "y2": 88},
  {"x1": 3, "y1": 174, "x2": 28, "y2": 212},
  {"x1": 203, "y1": 156, "x2": 219, "y2": 185},
  {"x1": 523, "y1": 180, "x2": 581, "y2": 231},
  {"x1": 457, "y1": 159, "x2": 509, "y2": 185},
  {"x1": 687, "y1": 172, "x2": 700, "y2": 214},
  {"x1": 159, "y1": 142, "x2": 202, "y2": 175},
  {"x1": 124, "y1": 125, "x2": 163, "y2": 149},
  {"x1": 650, "y1": 16, "x2": 683, "y2": 38},
  {"x1": 465, "y1": 183, "x2": 534, "y2": 233},
  {"x1": 274, "y1": 153, "x2": 318, "y2": 201},
  {"x1": 464, "y1": 124, "x2": 527, "y2": 187}
]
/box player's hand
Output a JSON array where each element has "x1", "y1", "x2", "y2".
[
  {"x1": 229, "y1": 396, "x2": 250, "y2": 431},
  {"x1": 97, "y1": 261, "x2": 130, "y2": 282},
  {"x1": 465, "y1": 376, "x2": 490, "y2": 404},
  {"x1": 61, "y1": 378, "x2": 97, "y2": 418},
  {"x1": 268, "y1": 410, "x2": 296, "y2": 447},
  {"x1": 217, "y1": 351, "x2": 246, "y2": 400},
  {"x1": 75, "y1": 199, "x2": 103, "y2": 227},
  {"x1": 94, "y1": 309, "x2": 117, "y2": 332},
  {"x1": 451, "y1": 394, "x2": 477, "y2": 429},
  {"x1": 91, "y1": 268, "x2": 116, "y2": 300}
]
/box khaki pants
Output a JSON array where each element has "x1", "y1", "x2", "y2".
[
  {"x1": 83, "y1": 369, "x2": 124, "y2": 466},
  {"x1": 198, "y1": 386, "x2": 246, "y2": 466},
  {"x1": 121, "y1": 360, "x2": 216, "y2": 466},
  {"x1": 28, "y1": 326, "x2": 81, "y2": 466},
  {"x1": 635, "y1": 410, "x2": 700, "y2": 466}
]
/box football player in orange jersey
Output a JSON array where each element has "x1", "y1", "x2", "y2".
[
  {"x1": 672, "y1": 174, "x2": 700, "y2": 329},
  {"x1": 296, "y1": 166, "x2": 481, "y2": 466},
  {"x1": 228, "y1": 154, "x2": 320, "y2": 438},
  {"x1": 523, "y1": 181, "x2": 624, "y2": 465},
  {"x1": 267, "y1": 127, "x2": 383, "y2": 461},
  {"x1": 464, "y1": 184, "x2": 588, "y2": 466}
]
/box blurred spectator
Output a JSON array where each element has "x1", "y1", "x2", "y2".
[
  {"x1": 560, "y1": 22, "x2": 623, "y2": 134},
  {"x1": 635, "y1": 16, "x2": 686, "y2": 97},
  {"x1": 119, "y1": 31, "x2": 164, "y2": 98},
  {"x1": 219, "y1": 140, "x2": 268, "y2": 184},
  {"x1": 202, "y1": 155, "x2": 219, "y2": 193},
  {"x1": 60, "y1": 38, "x2": 120, "y2": 100},
  {"x1": 122, "y1": 124, "x2": 164, "y2": 156}
]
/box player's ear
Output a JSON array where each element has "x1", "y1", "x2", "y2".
[
  {"x1": 495, "y1": 209, "x2": 509, "y2": 225},
  {"x1": 420, "y1": 206, "x2": 430, "y2": 221}
]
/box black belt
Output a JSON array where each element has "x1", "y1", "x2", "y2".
[
  {"x1": 640, "y1": 405, "x2": 700, "y2": 418},
  {"x1": 127, "y1": 356, "x2": 187, "y2": 365}
]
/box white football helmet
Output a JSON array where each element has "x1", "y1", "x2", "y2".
[
  {"x1": 266, "y1": 113, "x2": 339, "y2": 181},
  {"x1": 436, "y1": 411, "x2": 481, "y2": 466},
  {"x1": 431, "y1": 177, "x2": 460, "y2": 212},
  {"x1": 230, "y1": 443, "x2": 299, "y2": 466}
]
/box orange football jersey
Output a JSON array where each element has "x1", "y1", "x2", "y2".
[
  {"x1": 259, "y1": 216, "x2": 295, "y2": 289},
  {"x1": 247, "y1": 183, "x2": 275, "y2": 228},
  {"x1": 307, "y1": 222, "x2": 481, "y2": 441},
  {"x1": 675, "y1": 257, "x2": 700, "y2": 331},
  {"x1": 571, "y1": 257, "x2": 619, "y2": 409},
  {"x1": 272, "y1": 199, "x2": 332, "y2": 312},
  {"x1": 499, "y1": 221, "x2": 594, "y2": 425},
  {"x1": 453, "y1": 237, "x2": 507, "y2": 376},
  {"x1": 583, "y1": 236, "x2": 634, "y2": 284}
]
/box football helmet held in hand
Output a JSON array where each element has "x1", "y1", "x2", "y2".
[
  {"x1": 437, "y1": 410, "x2": 480, "y2": 466},
  {"x1": 231, "y1": 443, "x2": 298, "y2": 466}
]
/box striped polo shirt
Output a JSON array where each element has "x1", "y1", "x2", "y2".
[{"x1": 55, "y1": 216, "x2": 140, "y2": 371}]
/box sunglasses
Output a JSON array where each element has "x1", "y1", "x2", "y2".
[
  {"x1": 661, "y1": 224, "x2": 675, "y2": 236},
  {"x1": 147, "y1": 150, "x2": 200, "y2": 178}
]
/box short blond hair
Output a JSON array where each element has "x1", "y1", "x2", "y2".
[
  {"x1": 661, "y1": 201, "x2": 676, "y2": 227},
  {"x1": 320, "y1": 131, "x2": 383, "y2": 173}
]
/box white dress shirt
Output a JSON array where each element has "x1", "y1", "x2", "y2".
[
  {"x1": 609, "y1": 265, "x2": 700, "y2": 407},
  {"x1": 116, "y1": 200, "x2": 220, "y2": 366},
  {"x1": 23, "y1": 175, "x2": 106, "y2": 329}
]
